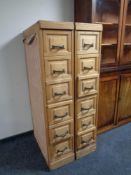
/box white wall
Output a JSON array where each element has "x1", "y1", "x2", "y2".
[{"x1": 0, "y1": 0, "x2": 74, "y2": 139}]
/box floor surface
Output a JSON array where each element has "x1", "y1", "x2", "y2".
[{"x1": 0, "y1": 123, "x2": 131, "y2": 175}]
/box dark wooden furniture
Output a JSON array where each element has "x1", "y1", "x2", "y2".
[{"x1": 75, "y1": 0, "x2": 131, "y2": 133}]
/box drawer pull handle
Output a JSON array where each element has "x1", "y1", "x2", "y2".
[
  {"x1": 51, "y1": 45, "x2": 64, "y2": 49},
  {"x1": 53, "y1": 69, "x2": 65, "y2": 74},
  {"x1": 84, "y1": 86, "x2": 94, "y2": 91},
  {"x1": 55, "y1": 130, "x2": 69, "y2": 138},
  {"x1": 81, "y1": 137, "x2": 93, "y2": 145},
  {"x1": 83, "y1": 66, "x2": 93, "y2": 71},
  {"x1": 56, "y1": 147, "x2": 68, "y2": 156},
  {"x1": 54, "y1": 91, "x2": 66, "y2": 96},
  {"x1": 83, "y1": 43, "x2": 94, "y2": 50},
  {"x1": 54, "y1": 112, "x2": 68, "y2": 119},
  {"x1": 81, "y1": 106, "x2": 92, "y2": 112},
  {"x1": 23, "y1": 33, "x2": 36, "y2": 45},
  {"x1": 82, "y1": 122, "x2": 91, "y2": 129}
]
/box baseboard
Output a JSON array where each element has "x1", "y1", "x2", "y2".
[{"x1": 0, "y1": 130, "x2": 33, "y2": 142}]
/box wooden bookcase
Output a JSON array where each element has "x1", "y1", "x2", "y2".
[{"x1": 75, "y1": 0, "x2": 131, "y2": 133}]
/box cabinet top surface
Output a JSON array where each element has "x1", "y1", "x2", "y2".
[
  {"x1": 23, "y1": 20, "x2": 74, "y2": 37},
  {"x1": 23, "y1": 21, "x2": 103, "y2": 37},
  {"x1": 75, "y1": 22, "x2": 103, "y2": 31},
  {"x1": 39, "y1": 20, "x2": 74, "y2": 30}
]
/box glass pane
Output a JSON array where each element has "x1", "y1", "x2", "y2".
[
  {"x1": 95, "y1": 0, "x2": 120, "y2": 23},
  {"x1": 123, "y1": 1, "x2": 131, "y2": 63},
  {"x1": 102, "y1": 25, "x2": 118, "y2": 44},
  {"x1": 126, "y1": 0, "x2": 131, "y2": 24},
  {"x1": 123, "y1": 45, "x2": 131, "y2": 64},
  {"x1": 101, "y1": 45, "x2": 117, "y2": 65},
  {"x1": 124, "y1": 27, "x2": 131, "y2": 43}
]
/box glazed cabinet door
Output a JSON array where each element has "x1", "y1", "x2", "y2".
[
  {"x1": 75, "y1": 0, "x2": 124, "y2": 68},
  {"x1": 120, "y1": 0, "x2": 131, "y2": 65},
  {"x1": 98, "y1": 73, "x2": 119, "y2": 133},
  {"x1": 117, "y1": 72, "x2": 131, "y2": 123},
  {"x1": 93, "y1": 0, "x2": 124, "y2": 67}
]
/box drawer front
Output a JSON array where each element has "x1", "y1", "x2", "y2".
[
  {"x1": 76, "y1": 31, "x2": 100, "y2": 54},
  {"x1": 78, "y1": 77, "x2": 98, "y2": 97},
  {"x1": 77, "y1": 130, "x2": 96, "y2": 150},
  {"x1": 77, "y1": 115, "x2": 96, "y2": 134},
  {"x1": 76, "y1": 96, "x2": 97, "y2": 118},
  {"x1": 47, "y1": 101, "x2": 73, "y2": 126},
  {"x1": 43, "y1": 30, "x2": 72, "y2": 56},
  {"x1": 45, "y1": 56, "x2": 72, "y2": 82},
  {"x1": 49, "y1": 139, "x2": 74, "y2": 162},
  {"x1": 46, "y1": 81, "x2": 73, "y2": 104},
  {"x1": 49, "y1": 122, "x2": 73, "y2": 144},
  {"x1": 77, "y1": 55, "x2": 99, "y2": 76}
]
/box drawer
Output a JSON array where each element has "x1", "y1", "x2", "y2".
[
  {"x1": 76, "y1": 31, "x2": 100, "y2": 54},
  {"x1": 43, "y1": 30, "x2": 72, "y2": 56},
  {"x1": 46, "y1": 81, "x2": 73, "y2": 104},
  {"x1": 78, "y1": 76, "x2": 98, "y2": 97},
  {"x1": 76, "y1": 96, "x2": 97, "y2": 118},
  {"x1": 45, "y1": 56, "x2": 72, "y2": 82},
  {"x1": 76, "y1": 55, "x2": 99, "y2": 77},
  {"x1": 77, "y1": 115, "x2": 96, "y2": 134},
  {"x1": 49, "y1": 139, "x2": 74, "y2": 162},
  {"x1": 77, "y1": 130, "x2": 96, "y2": 150},
  {"x1": 49, "y1": 122, "x2": 73, "y2": 144},
  {"x1": 47, "y1": 101, "x2": 73, "y2": 126}
]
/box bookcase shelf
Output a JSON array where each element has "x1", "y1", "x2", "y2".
[
  {"x1": 125, "y1": 24, "x2": 131, "y2": 27},
  {"x1": 102, "y1": 43, "x2": 117, "y2": 46},
  {"x1": 96, "y1": 22, "x2": 118, "y2": 26},
  {"x1": 124, "y1": 43, "x2": 131, "y2": 46}
]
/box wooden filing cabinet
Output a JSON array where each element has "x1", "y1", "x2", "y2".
[
  {"x1": 75, "y1": 23, "x2": 102, "y2": 159},
  {"x1": 23, "y1": 21, "x2": 102, "y2": 169}
]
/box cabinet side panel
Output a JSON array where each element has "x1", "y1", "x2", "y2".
[{"x1": 24, "y1": 32, "x2": 48, "y2": 163}]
